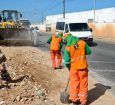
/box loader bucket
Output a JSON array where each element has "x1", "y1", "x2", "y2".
[{"x1": 0, "y1": 28, "x2": 33, "y2": 46}]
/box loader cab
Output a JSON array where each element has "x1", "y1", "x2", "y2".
[{"x1": 0, "y1": 10, "x2": 22, "y2": 22}]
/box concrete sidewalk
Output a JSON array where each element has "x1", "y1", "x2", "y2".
[{"x1": 53, "y1": 68, "x2": 115, "y2": 105}]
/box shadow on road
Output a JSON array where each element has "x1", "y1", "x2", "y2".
[{"x1": 88, "y1": 83, "x2": 111, "y2": 104}]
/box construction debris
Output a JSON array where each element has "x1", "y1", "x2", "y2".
[
  {"x1": 0, "y1": 47, "x2": 59, "y2": 105},
  {"x1": 0, "y1": 50, "x2": 6, "y2": 64}
]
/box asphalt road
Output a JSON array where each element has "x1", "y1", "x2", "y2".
[
  {"x1": 87, "y1": 39, "x2": 115, "y2": 95},
  {"x1": 36, "y1": 32, "x2": 115, "y2": 95},
  {"x1": 88, "y1": 40, "x2": 115, "y2": 82}
]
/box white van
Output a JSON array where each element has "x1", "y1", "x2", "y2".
[{"x1": 56, "y1": 18, "x2": 93, "y2": 45}]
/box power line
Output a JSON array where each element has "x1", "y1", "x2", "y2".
[{"x1": 40, "y1": 2, "x2": 62, "y2": 14}]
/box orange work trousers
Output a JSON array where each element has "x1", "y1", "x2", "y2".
[
  {"x1": 50, "y1": 50, "x2": 62, "y2": 69},
  {"x1": 69, "y1": 68, "x2": 88, "y2": 104}
]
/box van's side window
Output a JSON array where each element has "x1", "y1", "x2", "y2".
[
  {"x1": 56, "y1": 22, "x2": 65, "y2": 30},
  {"x1": 65, "y1": 24, "x2": 69, "y2": 33}
]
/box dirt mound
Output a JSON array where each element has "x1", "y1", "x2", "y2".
[{"x1": 0, "y1": 47, "x2": 60, "y2": 105}]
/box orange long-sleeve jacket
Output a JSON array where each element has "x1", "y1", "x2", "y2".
[
  {"x1": 47, "y1": 34, "x2": 63, "y2": 51},
  {"x1": 65, "y1": 40, "x2": 91, "y2": 70}
]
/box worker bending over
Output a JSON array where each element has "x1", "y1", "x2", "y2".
[
  {"x1": 47, "y1": 32, "x2": 63, "y2": 70},
  {"x1": 63, "y1": 33, "x2": 91, "y2": 105}
]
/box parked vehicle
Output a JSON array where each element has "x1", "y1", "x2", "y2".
[{"x1": 56, "y1": 18, "x2": 93, "y2": 45}]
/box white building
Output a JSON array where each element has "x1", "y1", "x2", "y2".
[{"x1": 46, "y1": 7, "x2": 115, "y2": 24}]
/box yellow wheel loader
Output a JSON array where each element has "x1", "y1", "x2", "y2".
[{"x1": 0, "y1": 10, "x2": 33, "y2": 45}]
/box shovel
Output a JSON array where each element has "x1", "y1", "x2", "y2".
[{"x1": 60, "y1": 77, "x2": 70, "y2": 104}]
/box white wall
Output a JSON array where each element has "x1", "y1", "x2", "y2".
[{"x1": 46, "y1": 7, "x2": 115, "y2": 24}]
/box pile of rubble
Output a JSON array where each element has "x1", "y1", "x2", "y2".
[
  {"x1": 0, "y1": 47, "x2": 59, "y2": 105},
  {"x1": 0, "y1": 73, "x2": 54, "y2": 105}
]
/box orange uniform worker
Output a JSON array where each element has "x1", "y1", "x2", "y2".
[
  {"x1": 47, "y1": 32, "x2": 63, "y2": 70},
  {"x1": 63, "y1": 33, "x2": 91, "y2": 105}
]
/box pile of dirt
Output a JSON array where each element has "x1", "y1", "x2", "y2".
[{"x1": 0, "y1": 46, "x2": 60, "y2": 105}]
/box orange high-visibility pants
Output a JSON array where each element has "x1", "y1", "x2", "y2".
[
  {"x1": 50, "y1": 50, "x2": 62, "y2": 68},
  {"x1": 69, "y1": 68, "x2": 88, "y2": 104}
]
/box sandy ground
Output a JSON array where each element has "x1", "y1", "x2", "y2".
[{"x1": 0, "y1": 46, "x2": 115, "y2": 105}]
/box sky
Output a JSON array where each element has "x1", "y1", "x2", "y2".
[{"x1": 0, "y1": 0, "x2": 115, "y2": 23}]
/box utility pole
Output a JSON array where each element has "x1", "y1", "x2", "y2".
[
  {"x1": 41, "y1": 13, "x2": 44, "y2": 24},
  {"x1": 63, "y1": 0, "x2": 65, "y2": 18},
  {"x1": 94, "y1": 0, "x2": 96, "y2": 23}
]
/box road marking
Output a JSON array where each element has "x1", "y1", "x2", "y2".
[
  {"x1": 88, "y1": 60, "x2": 115, "y2": 64},
  {"x1": 89, "y1": 68, "x2": 115, "y2": 72}
]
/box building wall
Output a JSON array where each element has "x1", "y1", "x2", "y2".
[
  {"x1": 33, "y1": 7, "x2": 115, "y2": 41},
  {"x1": 46, "y1": 7, "x2": 115, "y2": 23},
  {"x1": 89, "y1": 23, "x2": 115, "y2": 40}
]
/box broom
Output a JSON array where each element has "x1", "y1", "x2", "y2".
[{"x1": 60, "y1": 76, "x2": 70, "y2": 104}]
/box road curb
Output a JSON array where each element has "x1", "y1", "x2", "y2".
[{"x1": 89, "y1": 70, "x2": 115, "y2": 97}]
